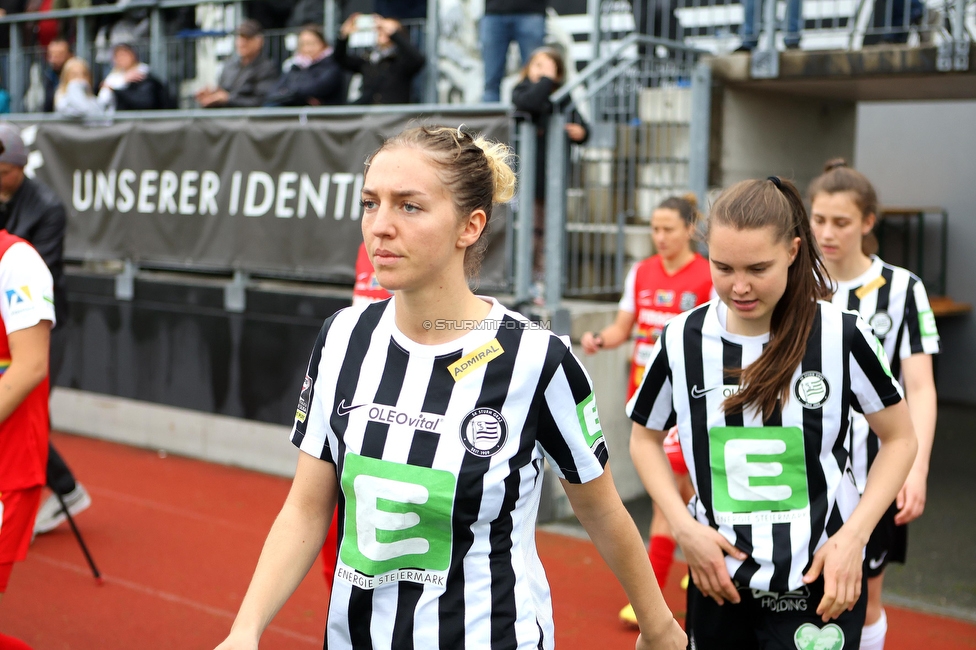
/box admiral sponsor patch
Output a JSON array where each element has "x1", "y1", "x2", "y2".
[{"x1": 448, "y1": 338, "x2": 504, "y2": 382}]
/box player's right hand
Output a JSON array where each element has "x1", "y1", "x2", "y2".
[
  {"x1": 674, "y1": 520, "x2": 747, "y2": 605},
  {"x1": 636, "y1": 617, "x2": 686, "y2": 650}
]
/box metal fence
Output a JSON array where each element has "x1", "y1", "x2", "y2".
[
  {"x1": 1, "y1": 0, "x2": 971, "y2": 113},
  {"x1": 520, "y1": 33, "x2": 709, "y2": 307}
]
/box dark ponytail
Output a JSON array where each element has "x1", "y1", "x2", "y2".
[{"x1": 708, "y1": 177, "x2": 832, "y2": 418}]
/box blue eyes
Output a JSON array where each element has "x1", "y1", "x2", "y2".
[{"x1": 359, "y1": 200, "x2": 421, "y2": 213}]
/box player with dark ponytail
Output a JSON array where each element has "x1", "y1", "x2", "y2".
[{"x1": 629, "y1": 177, "x2": 917, "y2": 649}]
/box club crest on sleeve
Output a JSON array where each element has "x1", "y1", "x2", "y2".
[
  {"x1": 794, "y1": 371, "x2": 830, "y2": 409},
  {"x1": 868, "y1": 311, "x2": 892, "y2": 337},
  {"x1": 459, "y1": 408, "x2": 508, "y2": 457},
  {"x1": 295, "y1": 375, "x2": 312, "y2": 423}
]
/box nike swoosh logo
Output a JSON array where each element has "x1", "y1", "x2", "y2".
[
  {"x1": 336, "y1": 399, "x2": 366, "y2": 417},
  {"x1": 690, "y1": 385, "x2": 720, "y2": 399},
  {"x1": 868, "y1": 552, "x2": 887, "y2": 570}
]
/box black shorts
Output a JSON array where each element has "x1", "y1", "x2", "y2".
[
  {"x1": 864, "y1": 500, "x2": 908, "y2": 578},
  {"x1": 686, "y1": 573, "x2": 867, "y2": 650}
]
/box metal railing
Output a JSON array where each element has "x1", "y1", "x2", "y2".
[
  {"x1": 3, "y1": 0, "x2": 971, "y2": 114},
  {"x1": 0, "y1": 0, "x2": 444, "y2": 112},
  {"x1": 522, "y1": 33, "x2": 708, "y2": 307}
]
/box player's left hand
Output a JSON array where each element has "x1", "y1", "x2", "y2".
[
  {"x1": 894, "y1": 468, "x2": 927, "y2": 525},
  {"x1": 803, "y1": 528, "x2": 863, "y2": 622}
]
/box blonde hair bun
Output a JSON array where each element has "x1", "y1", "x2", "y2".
[{"x1": 473, "y1": 136, "x2": 517, "y2": 204}]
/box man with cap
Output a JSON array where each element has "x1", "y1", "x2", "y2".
[
  {"x1": 0, "y1": 123, "x2": 92, "y2": 538},
  {"x1": 196, "y1": 20, "x2": 278, "y2": 108},
  {"x1": 98, "y1": 41, "x2": 171, "y2": 111}
]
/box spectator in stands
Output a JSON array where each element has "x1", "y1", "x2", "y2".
[
  {"x1": 511, "y1": 46, "x2": 587, "y2": 293},
  {"x1": 335, "y1": 13, "x2": 425, "y2": 105},
  {"x1": 42, "y1": 37, "x2": 71, "y2": 113},
  {"x1": 480, "y1": 0, "x2": 546, "y2": 103},
  {"x1": 374, "y1": 0, "x2": 426, "y2": 20},
  {"x1": 0, "y1": 124, "x2": 93, "y2": 542},
  {"x1": 54, "y1": 57, "x2": 112, "y2": 119},
  {"x1": 737, "y1": 0, "x2": 802, "y2": 50},
  {"x1": 248, "y1": 0, "x2": 294, "y2": 31},
  {"x1": 196, "y1": 19, "x2": 278, "y2": 108},
  {"x1": 98, "y1": 42, "x2": 172, "y2": 110},
  {"x1": 264, "y1": 24, "x2": 343, "y2": 107},
  {"x1": 0, "y1": 74, "x2": 9, "y2": 114}
]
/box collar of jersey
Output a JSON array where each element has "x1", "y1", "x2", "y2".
[
  {"x1": 713, "y1": 300, "x2": 771, "y2": 345},
  {"x1": 385, "y1": 295, "x2": 507, "y2": 358},
  {"x1": 832, "y1": 254, "x2": 884, "y2": 292}
]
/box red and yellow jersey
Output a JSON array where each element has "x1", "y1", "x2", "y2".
[
  {"x1": 0, "y1": 230, "x2": 54, "y2": 491},
  {"x1": 352, "y1": 243, "x2": 392, "y2": 306},
  {"x1": 619, "y1": 254, "x2": 712, "y2": 399}
]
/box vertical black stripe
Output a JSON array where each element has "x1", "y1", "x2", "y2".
[
  {"x1": 723, "y1": 339, "x2": 762, "y2": 586},
  {"x1": 833, "y1": 314, "x2": 856, "y2": 474},
  {"x1": 349, "y1": 330, "x2": 411, "y2": 650},
  {"x1": 825, "y1": 503, "x2": 845, "y2": 537},
  {"x1": 359, "y1": 340, "x2": 410, "y2": 459},
  {"x1": 769, "y1": 524, "x2": 793, "y2": 592},
  {"x1": 440, "y1": 319, "x2": 526, "y2": 650},
  {"x1": 684, "y1": 307, "x2": 716, "y2": 528},
  {"x1": 803, "y1": 307, "x2": 829, "y2": 573},
  {"x1": 846, "y1": 288, "x2": 861, "y2": 313},
  {"x1": 328, "y1": 307, "x2": 387, "y2": 650},
  {"x1": 874, "y1": 267, "x2": 894, "y2": 340},
  {"x1": 391, "y1": 350, "x2": 462, "y2": 650},
  {"x1": 330, "y1": 301, "x2": 387, "y2": 440}
]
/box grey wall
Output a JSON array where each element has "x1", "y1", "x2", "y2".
[
  {"x1": 855, "y1": 100, "x2": 976, "y2": 405},
  {"x1": 719, "y1": 88, "x2": 857, "y2": 190}
]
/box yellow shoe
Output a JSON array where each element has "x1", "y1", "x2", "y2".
[
  {"x1": 680, "y1": 574, "x2": 689, "y2": 590},
  {"x1": 619, "y1": 602, "x2": 639, "y2": 627}
]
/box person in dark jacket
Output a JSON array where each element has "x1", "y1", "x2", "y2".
[
  {"x1": 0, "y1": 123, "x2": 93, "y2": 538},
  {"x1": 264, "y1": 24, "x2": 344, "y2": 107},
  {"x1": 196, "y1": 19, "x2": 278, "y2": 108},
  {"x1": 511, "y1": 47, "x2": 588, "y2": 290},
  {"x1": 42, "y1": 38, "x2": 71, "y2": 113},
  {"x1": 98, "y1": 42, "x2": 172, "y2": 111},
  {"x1": 335, "y1": 13, "x2": 425, "y2": 105}
]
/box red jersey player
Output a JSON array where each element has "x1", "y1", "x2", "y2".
[{"x1": 0, "y1": 230, "x2": 55, "y2": 650}]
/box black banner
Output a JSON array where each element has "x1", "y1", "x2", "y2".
[{"x1": 21, "y1": 112, "x2": 511, "y2": 287}]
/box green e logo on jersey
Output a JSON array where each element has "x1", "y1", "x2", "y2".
[
  {"x1": 340, "y1": 453, "x2": 455, "y2": 576},
  {"x1": 710, "y1": 427, "x2": 809, "y2": 517},
  {"x1": 576, "y1": 393, "x2": 603, "y2": 449},
  {"x1": 918, "y1": 309, "x2": 938, "y2": 338}
]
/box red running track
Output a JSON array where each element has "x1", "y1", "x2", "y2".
[{"x1": 2, "y1": 433, "x2": 974, "y2": 649}]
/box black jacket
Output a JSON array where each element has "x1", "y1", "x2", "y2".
[
  {"x1": 512, "y1": 76, "x2": 589, "y2": 201},
  {"x1": 113, "y1": 74, "x2": 173, "y2": 111},
  {"x1": 485, "y1": 0, "x2": 546, "y2": 14},
  {"x1": 0, "y1": 177, "x2": 68, "y2": 327},
  {"x1": 216, "y1": 54, "x2": 279, "y2": 108},
  {"x1": 264, "y1": 55, "x2": 344, "y2": 107},
  {"x1": 334, "y1": 30, "x2": 425, "y2": 105}
]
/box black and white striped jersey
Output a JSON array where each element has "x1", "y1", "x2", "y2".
[
  {"x1": 627, "y1": 300, "x2": 903, "y2": 592},
  {"x1": 829, "y1": 256, "x2": 940, "y2": 489},
  {"x1": 291, "y1": 297, "x2": 608, "y2": 650}
]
